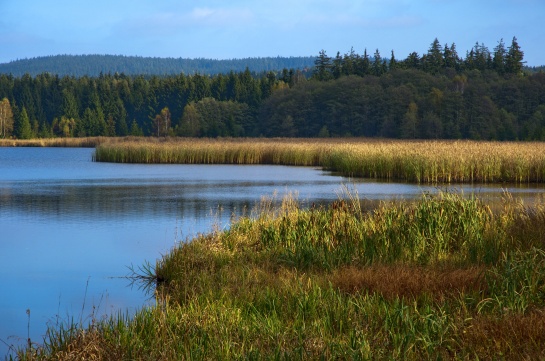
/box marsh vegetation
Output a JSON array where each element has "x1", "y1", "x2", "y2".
[
  {"x1": 14, "y1": 191, "x2": 545, "y2": 360},
  {"x1": 95, "y1": 138, "x2": 545, "y2": 184},
  {"x1": 0, "y1": 136, "x2": 106, "y2": 148}
]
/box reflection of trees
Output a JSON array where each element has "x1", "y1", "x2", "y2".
[{"x1": 0, "y1": 182, "x2": 275, "y2": 223}]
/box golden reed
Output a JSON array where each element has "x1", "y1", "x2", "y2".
[{"x1": 94, "y1": 138, "x2": 545, "y2": 184}]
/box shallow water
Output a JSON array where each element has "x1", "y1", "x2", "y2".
[{"x1": 1, "y1": 147, "x2": 543, "y2": 357}]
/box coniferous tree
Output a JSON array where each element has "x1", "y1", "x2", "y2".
[
  {"x1": 389, "y1": 50, "x2": 398, "y2": 71},
  {"x1": 404, "y1": 52, "x2": 421, "y2": 69},
  {"x1": 342, "y1": 47, "x2": 357, "y2": 76},
  {"x1": 313, "y1": 50, "x2": 333, "y2": 81},
  {"x1": 372, "y1": 49, "x2": 383, "y2": 76},
  {"x1": 425, "y1": 38, "x2": 443, "y2": 73},
  {"x1": 130, "y1": 119, "x2": 144, "y2": 136},
  {"x1": 15, "y1": 107, "x2": 33, "y2": 139},
  {"x1": 443, "y1": 43, "x2": 460, "y2": 70},
  {"x1": 357, "y1": 49, "x2": 371, "y2": 76},
  {"x1": 332, "y1": 52, "x2": 343, "y2": 79},
  {"x1": 505, "y1": 36, "x2": 525, "y2": 75},
  {"x1": 61, "y1": 89, "x2": 79, "y2": 120},
  {"x1": 472, "y1": 42, "x2": 491, "y2": 71},
  {"x1": 493, "y1": 39, "x2": 507, "y2": 75}
]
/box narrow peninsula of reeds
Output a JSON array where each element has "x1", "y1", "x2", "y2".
[
  {"x1": 17, "y1": 192, "x2": 545, "y2": 360},
  {"x1": 0, "y1": 136, "x2": 108, "y2": 148},
  {"x1": 94, "y1": 138, "x2": 545, "y2": 184}
]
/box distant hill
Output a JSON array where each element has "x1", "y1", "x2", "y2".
[
  {"x1": 0, "y1": 54, "x2": 317, "y2": 77},
  {"x1": 526, "y1": 65, "x2": 545, "y2": 74}
]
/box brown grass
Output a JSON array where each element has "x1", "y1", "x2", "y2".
[
  {"x1": 51, "y1": 330, "x2": 112, "y2": 361},
  {"x1": 331, "y1": 264, "x2": 488, "y2": 301},
  {"x1": 460, "y1": 310, "x2": 545, "y2": 360}
]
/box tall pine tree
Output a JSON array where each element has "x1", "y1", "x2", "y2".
[
  {"x1": 313, "y1": 50, "x2": 333, "y2": 81},
  {"x1": 505, "y1": 36, "x2": 524, "y2": 75}
]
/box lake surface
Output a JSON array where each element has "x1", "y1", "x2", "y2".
[{"x1": 1, "y1": 147, "x2": 544, "y2": 357}]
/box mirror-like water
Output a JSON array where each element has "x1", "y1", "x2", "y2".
[{"x1": 1, "y1": 147, "x2": 544, "y2": 357}]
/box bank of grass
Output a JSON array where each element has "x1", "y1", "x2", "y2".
[
  {"x1": 0, "y1": 137, "x2": 113, "y2": 147},
  {"x1": 94, "y1": 138, "x2": 545, "y2": 184},
  {"x1": 15, "y1": 192, "x2": 545, "y2": 360}
]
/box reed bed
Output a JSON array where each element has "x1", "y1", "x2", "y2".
[
  {"x1": 17, "y1": 192, "x2": 545, "y2": 360},
  {"x1": 94, "y1": 138, "x2": 545, "y2": 184},
  {"x1": 94, "y1": 137, "x2": 331, "y2": 166},
  {"x1": 0, "y1": 137, "x2": 111, "y2": 148}
]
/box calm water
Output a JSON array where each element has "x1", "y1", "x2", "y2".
[{"x1": 1, "y1": 147, "x2": 544, "y2": 357}]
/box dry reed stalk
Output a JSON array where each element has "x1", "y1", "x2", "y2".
[
  {"x1": 460, "y1": 310, "x2": 545, "y2": 360},
  {"x1": 331, "y1": 264, "x2": 487, "y2": 300}
]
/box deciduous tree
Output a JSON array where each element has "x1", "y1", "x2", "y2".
[
  {"x1": 0, "y1": 97, "x2": 14, "y2": 138},
  {"x1": 153, "y1": 107, "x2": 171, "y2": 137}
]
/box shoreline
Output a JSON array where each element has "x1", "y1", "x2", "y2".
[{"x1": 13, "y1": 192, "x2": 545, "y2": 360}]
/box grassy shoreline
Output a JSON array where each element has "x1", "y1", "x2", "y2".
[
  {"x1": 94, "y1": 137, "x2": 545, "y2": 184},
  {"x1": 15, "y1": 192, "x2": 545, "y2": 360},
  {"x1": 0, "y1": 137, "x2": 109, "y2": 148},
  {"x1": 4, "y1": 136, "x2": 545, "y2": 184}
]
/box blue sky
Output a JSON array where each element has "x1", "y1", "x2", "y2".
[{"x1": 1, "y1": 0, "x2": 544, "y2": 66}]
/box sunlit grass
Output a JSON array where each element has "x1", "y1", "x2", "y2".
[
  {"x1": 16, "y1": 192, "x2": 545, "y2": 360},
  {"x1": 94, "y1": 138, "x2": 545, "y2": 184},
  {"x1": 0, "y1": 137, "x2": 113, "y2": 147}
]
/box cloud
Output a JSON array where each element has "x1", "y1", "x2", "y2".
[
  {"x1": 111, "y1": 6, "x2": 255, "y2": 39},
  {"x1": 189, "y1": 7, "x2": 254, "y2": 26}
]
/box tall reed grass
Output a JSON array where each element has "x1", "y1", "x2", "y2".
[
  {"x1": 94, "y1": 138, "x2": 545, "y2": 184},
  {"x1": 0, "y1": 137, "x2": 112, "y2": 148},
  {"x1": 16, "y1": 192, "x2": 545, "y2": 360}
]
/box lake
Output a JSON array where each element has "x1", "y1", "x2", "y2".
[{"x1": 1, "y1": 147, "x2": 544, "y2": 357}]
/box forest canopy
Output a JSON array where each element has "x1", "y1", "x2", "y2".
[
  {"x1": 0, "y1": 37, "x2": 544, "y2": 141},
  {"x1": 0, "y1": 55, "x2": 316, "y2": 78}
]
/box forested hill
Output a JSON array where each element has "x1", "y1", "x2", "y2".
[
  {"x1": 0, "y1": 55, "x2": 317, "y2": 77},
  {"x1": 1, "y1": 37, "x2": 544, "y2": 141}
]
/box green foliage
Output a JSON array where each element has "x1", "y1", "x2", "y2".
[
  {"x1": 177, "y1": 98, "x2": 250, "y2": 137},
  {"x1": 259, "y1": 68, "x2": 545, "y2": 139},
  {"x1": 14, "y1": 107, "x2": 33, "y2": 139}
]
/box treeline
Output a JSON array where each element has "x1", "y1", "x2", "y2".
[
  {"x1": 1, "y1": 37, "x2": 544, "y2": 141},
  {"x1": 0, "y1": 68, "x2": 296, "y2": 138},
  {"x1": 313, "y1": 37, "x2": 525, "y2": 80},
  {"x1": 0, "y1": 55, "x2": 316, "y2": 78}
]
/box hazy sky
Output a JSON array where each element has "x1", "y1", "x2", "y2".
[{"x1": 1, "y1": 0, "x2": 543, "y2": 65}]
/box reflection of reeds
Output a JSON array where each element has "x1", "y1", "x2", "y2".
[
  {"x1": 94, "y1": 138, "x2": 545, "y2": 184},
  {"x1": 22, "y1": 192, "x2": 545, "y2": 360}
]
